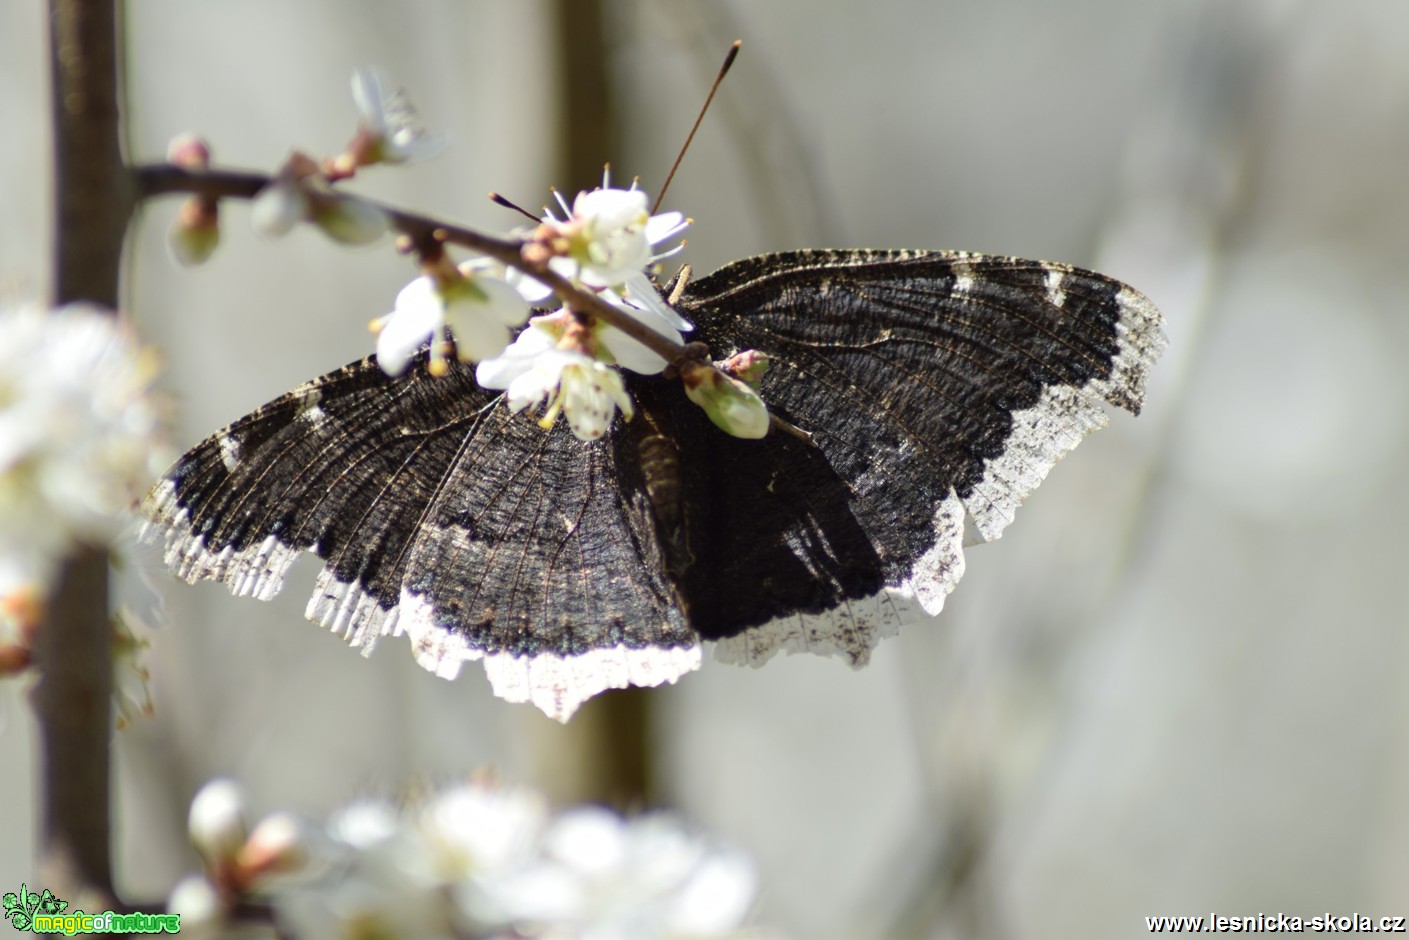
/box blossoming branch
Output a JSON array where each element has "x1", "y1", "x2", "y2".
[{"x1": 141, "y1": 68, "x2": 773, "y2": 443}]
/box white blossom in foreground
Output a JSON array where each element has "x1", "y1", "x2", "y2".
[
  {"x1": 241, "y1": 780, "x2": 765, "y2": 940},
  {"x1": 477, "y1": 322, "x2": 635, "y2": 441},
  {"x1": 374, "y1": 263, "x2": 533, "y2": 377},
  {"x1": 111, "y1": 610, "x2": 155, "y2": 729},
  {"x1": 0, "y1": 303, "x2": 167, "y2": 597},
  {"x1": 166, "y1": 876, "x2": 223, "y2": 937},
  {"x1": 188, "y1": 778, "x2": 248, "y2": 866},
  {"x1": 542, "y1": 180, "x2": 690, "y2": 291},
  {"x1": 344, "y1": 67, "x2": 448, "y2": 169},
  {"x1": 480, "y1": 806, "x2": 760, "y2": 940}
]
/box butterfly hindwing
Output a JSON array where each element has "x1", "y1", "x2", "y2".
[{"x1": 617, "y1": 375, "x2": 946, "y2": 667}]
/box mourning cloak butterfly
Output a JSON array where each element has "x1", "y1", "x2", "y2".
[{"x1": 143, "y1": 248, "x2": 1164, "y2": 719}]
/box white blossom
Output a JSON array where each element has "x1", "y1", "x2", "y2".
[
  {"x1": 462, "y1": 256, "x2": 555, "y2": 306},
  {"x1": 111, "y1": 609, "x2": 155, "y2": 730},
  {"x1": 543, "y1": 179, "x2": 690, "y2": 290},
  {"x1": 243, "y1": 780, "x2": 766, "y2": 940},
  {"x1": 595, "y1": 282, "x2": 691, "y2": 376},
  {"x1": 0, "y1": 303, "x2": 167, "y2": 597},
  {"x1": 349, "y1": 68, "x2": 448, "y2": 166},
  {"x1": 476, "y1": 324, "x2": 634, "y2": 441},
  {"x1": 374, "y1": 265, "x2": 531, "y2": 377},
  {"x1": 423, "y1": 783, "x2": 548, "y2": 878}
]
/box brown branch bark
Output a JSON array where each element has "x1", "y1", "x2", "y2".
[
  {"x1": 136, "y1": 165, "x2": 700, "y2": 375},
  {"x1": 38, "y1": 0, "x2": 132, "y2": 902}
]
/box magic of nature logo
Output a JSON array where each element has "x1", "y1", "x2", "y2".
[{"x1": 3, "y1": 884, "x2": 179, "y2": 934}]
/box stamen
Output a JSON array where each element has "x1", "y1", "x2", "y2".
[
  {"x1": 539, "y1": 389, "x2": 564, "y2": 428},
  {"x1": 428, "y1": 332, "x2": 451, "y2": 376},
  {"x1": 651, "y1": 241, "x2": 688, "y2": 263},
  {"x1": 551, "y1": 187, "x2": 572, "y2": 218}
]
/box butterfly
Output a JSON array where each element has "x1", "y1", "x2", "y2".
[{"x1": 142, "y1": 248, "x2": 1164, "y2": 720}]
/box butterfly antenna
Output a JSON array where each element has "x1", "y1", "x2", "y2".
[
  {"x1": 652, "y1": 40, "x2": 741, "y2": 215},
  {"x1": 488, "y1": 191, "x2": 543, "y2": 224}
]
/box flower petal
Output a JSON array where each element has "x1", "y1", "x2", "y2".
[
  {"x1": 598, "y1": 325, "x2": 668, "y2": 375},
  {"x1": 250, "y1": 179, "x2": 308, "y2": 239},
  {"x1": 644, "y1": 211, "x2": 687, "y2": 246},
  {"x1": 473, "y1": 275, "x2": 534, "y2": 327},
  {"x1": 505, "y1": 351, "x2": 571, "y2": 413},
  {"x1": 596, "y1": 293, "x2": 685, "y2": 376},
  {"x1": 622, "y1": 272, "x2": 692, "y2": 331},
  {"x1": 375, "y1": 277, "x2": 442, "y2": 376},
  {"x1": 476, "y1": 325, "x2": 555, "y2": 390},
  {"x1": 445, "y1": 303, "x2": 511, "y2": 363},
  {"x1": 573, "y1": 188, "x2": 648, "y2": 229},
  {"x1": 351, "y1": 68, "x2": 389, "y2": 132}
]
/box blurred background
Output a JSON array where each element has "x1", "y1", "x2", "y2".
[{"x1": 4, "y1": 1, "x2": 1409, "y2": 936}]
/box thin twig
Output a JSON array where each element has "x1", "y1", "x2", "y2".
[{"x1": 134, "y1": 164, "x2": 701, "y2": 372}]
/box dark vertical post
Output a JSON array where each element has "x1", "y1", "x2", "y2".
[
  {"x1": 36, "y1": 0, "x2": 132, "y2": 900},
  {"x1": 535, "y1": 0, "x2": 657, "y2": 811}
]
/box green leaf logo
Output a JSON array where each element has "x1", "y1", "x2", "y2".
[{"x1": 3, "y1": 883, "x2": 64, "y2": 933}]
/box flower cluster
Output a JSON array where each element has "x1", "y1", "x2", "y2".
[
  {"x1": 171, "y1": 777, "x2": 768, "y2": 940},
  {"x1": 190, "y1": 67, "x2": 773, "y2": 441},
  {"x1": 373, "y1": 169, "x2": 700, "y2": 442},
  {"x1": 0, "y1": 303, "x2": 168, "y2": 600}
]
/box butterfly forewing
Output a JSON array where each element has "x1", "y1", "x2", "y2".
[{"x1": 679, "y1": 250, "x2": 1162, "y2": 542}]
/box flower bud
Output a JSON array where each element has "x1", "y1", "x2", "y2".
[
  {"x1": 166, "y1": 133, "x2": 211, "y2": 170},
  {"x1": 312, "y1": 193, "x2": 388, "y2": 246},
  {"x1": 237, "y1": 812, "x2": 309, "y2": 881},
  {"x1": 188, "y1": 778, "x2": 247, "y2": 866},
  {"x1": 168, "y1": 197, "x2": 220, "y2": 267},
  {"x1": 718, "y1": 349, "x2": 770, "y2": 388},
  {"x1": 167, "y1": 876, "x2": 224, "y2": 936},
  {"x1": 251, "y1": 153, "x2": 324, "y2": 239},
  {"x1": 250, "y1": 177, "x2": 308, "y2": 239},
  {"x1": 682, "y1": 362, "x2": 771, "y2": 439}
]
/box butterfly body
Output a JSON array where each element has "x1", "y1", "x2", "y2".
[{"x1": 144, "y1": 249, "x2": 1164, "y2": 719}]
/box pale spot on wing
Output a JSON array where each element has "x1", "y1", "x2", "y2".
[
  {"x1": 1045, "y1": 267, "x2": 1068, "y2": 308},
  {"x1": 217, "y1": 433, "x2": 240, "y2": 472}
]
